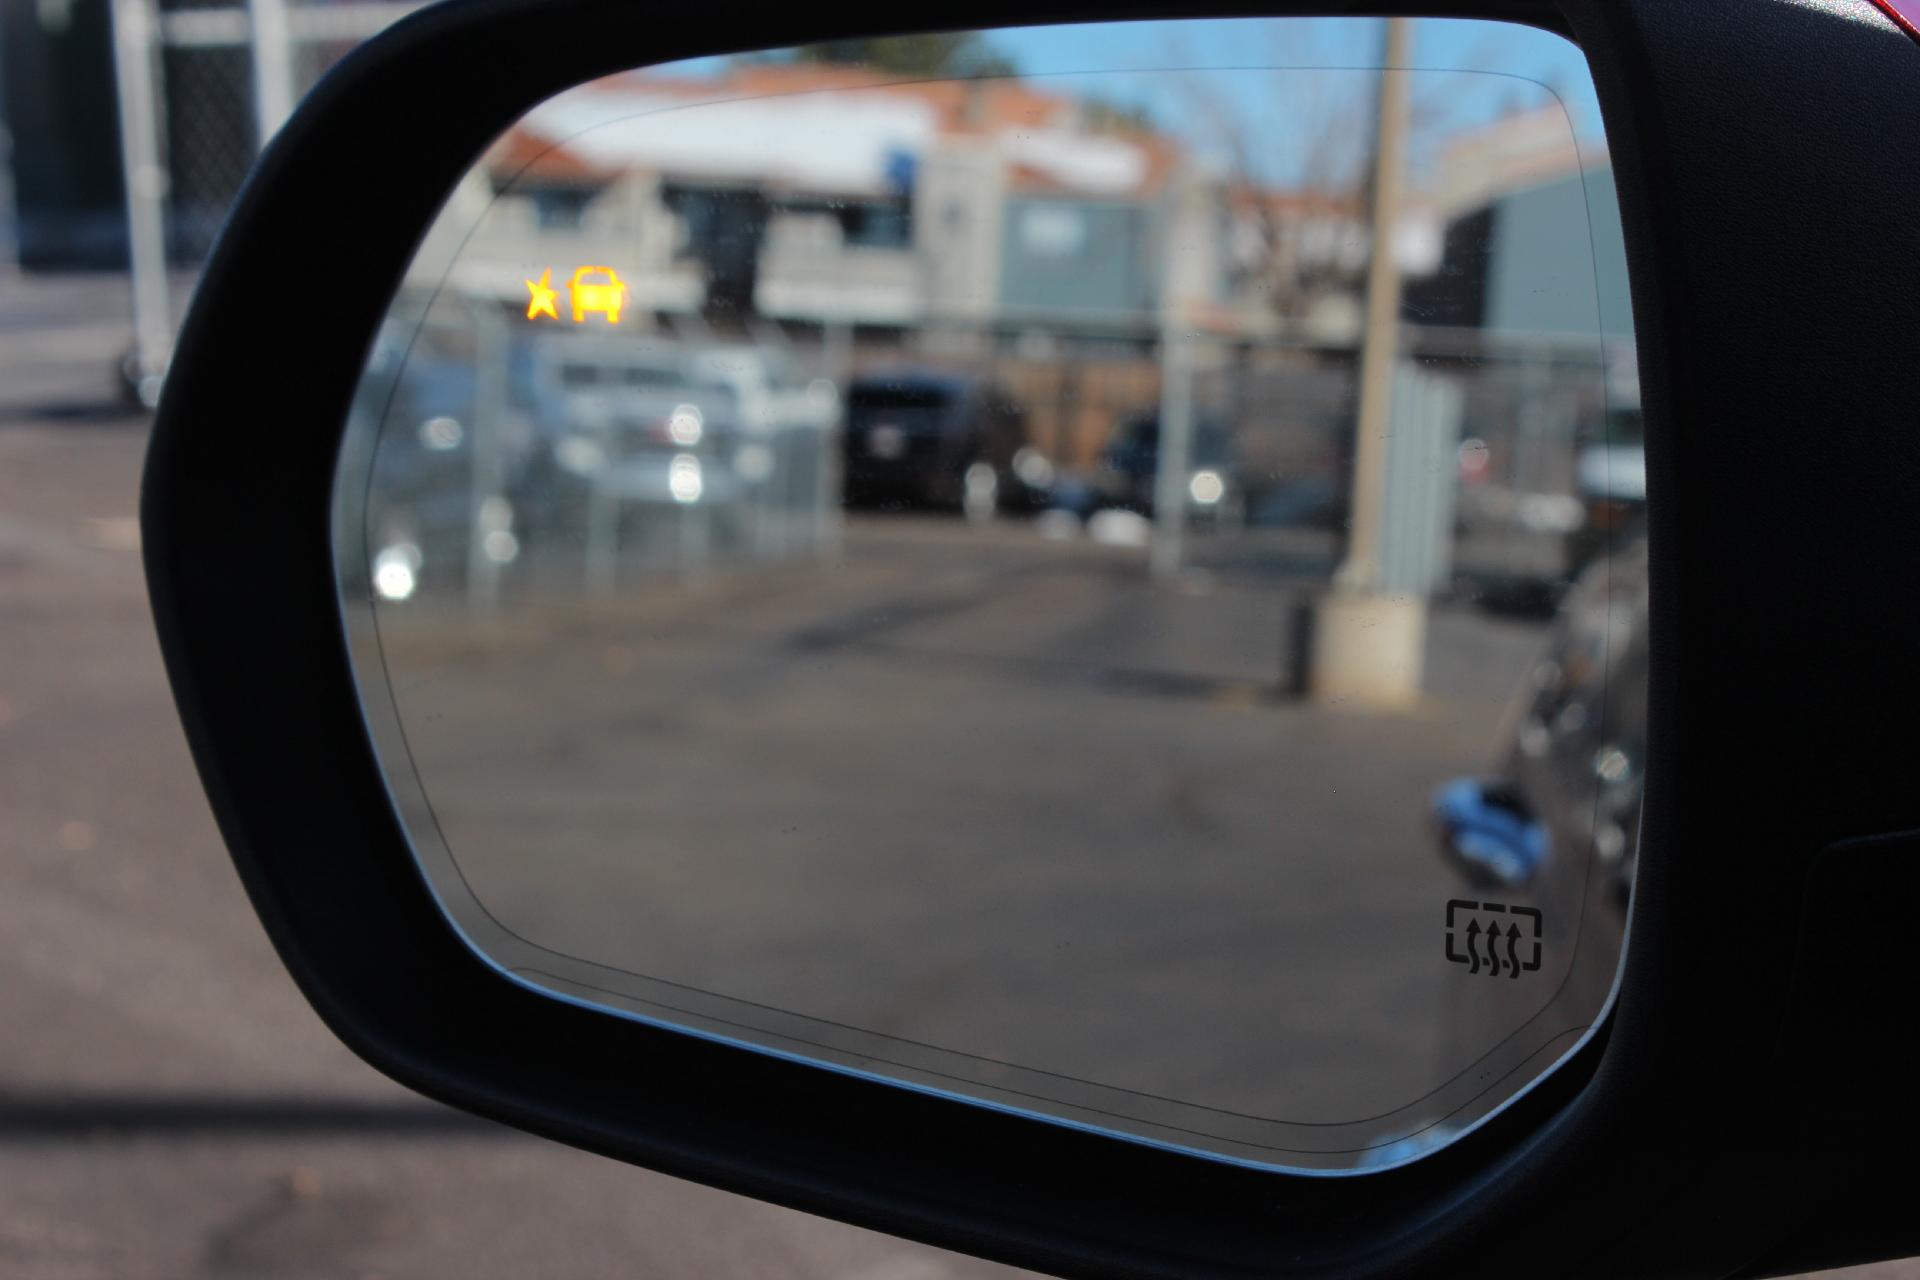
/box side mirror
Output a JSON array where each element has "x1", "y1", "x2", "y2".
[{"x1": 139, "y1": 0, "x2": 1920, "y2": 1276}]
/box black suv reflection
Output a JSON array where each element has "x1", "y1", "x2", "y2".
[{"x1": 841, "y1": 369, "x2": 1049, "y2": 519}]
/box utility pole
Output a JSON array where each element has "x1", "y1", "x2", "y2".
[
  {"x1": 1306, "y1": 17, "x2": 1426, "y2": 708},
  {"x1": 1337, "y1": 17, "x2": 1412, "y2": 595},
  {"x1": 109, "y1": 0, "x2": 173, "y2": 407}
]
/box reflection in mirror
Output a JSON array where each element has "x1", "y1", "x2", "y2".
[{"x1": 335, "y1": 17, "x2": 1642, "y2": 1170}]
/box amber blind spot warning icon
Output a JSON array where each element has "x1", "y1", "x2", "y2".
[
  {"x1": 524, "y1": 268, "x2": 559, "y2": 320},
  {"x1": 523, "y1": 266, "x2": 627, "y2": 324},
  {"x1": 569, "y1": 266, "x2": 626, "y2": 324}
]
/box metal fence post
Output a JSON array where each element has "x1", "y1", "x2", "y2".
[
  {"x1": 247, "y1": 0, "x2": 298, "y2": 145},
  {"x1": 585, "y1": 475, "x2": 617, "y2": 594},
  {"x1": 109, "y1": 0, "x2": 173, "y2": 406},
  {"x1": 1149, "y1": 314, "x2": 1194, "y2": 578},
  {"x1": 467, "y1": 304, "x2": 509, "y2": 616},
  {"x1": 1150, "y1": 171, "x2": 1200, "y2": 580}
]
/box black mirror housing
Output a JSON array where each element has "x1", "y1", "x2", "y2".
[{"x1": 141, "y1": 1, "x2": 1920, "y2": 1275}]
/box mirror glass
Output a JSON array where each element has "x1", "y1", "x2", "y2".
[{"x1": 335, "y1": 17, "x2": 1642, "y2": 1171}]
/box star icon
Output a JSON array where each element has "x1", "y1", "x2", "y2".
[{"x1": 524, "y1": 268, "x2": 559, "y2": 321}]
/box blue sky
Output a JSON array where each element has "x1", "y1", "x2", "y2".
[
  {"x1": 662, "y1": 18, "x2": 1601, "y2": 189},
  {"x1": 989, "y1": 18, "x2": 1600, "y2": 140}
]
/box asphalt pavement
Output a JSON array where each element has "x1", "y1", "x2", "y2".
[
  {"x1": 0, "y1": 272, "x2": 1905, "y2": 1278},
  {"x1": 368, "y1": 512, "x2": 1562, "y2": 1162},
  {"x1": 0, "y1": 273, "x2": 1026, "y2": 1280}
]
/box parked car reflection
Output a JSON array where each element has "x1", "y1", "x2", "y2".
[
  {"x1": 1050, "y1": 410, "x2": 1244, "y2": 531},
  {"x1": 1435, "y1": 531, "x2": 1647, "y2": 919},
  {"x1": 842, "y1": 368, "x2": 1052, "y2": 519},
  {"x1": 356, "y1": 326, "x2": 536, "y2": 602}
]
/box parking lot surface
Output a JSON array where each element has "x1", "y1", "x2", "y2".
[{"x1": 1, "y1": 275, "x2": 1904, "y2": 1278}]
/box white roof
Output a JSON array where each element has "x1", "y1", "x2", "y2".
[
  {"x1": 519, "y1": 82, "x2": 1154, "y2": 198},
  {"x1": 1001, "y1": 127, "x2": 1147, "y2": 195},
  {"x1": 522, "y1": 89, "x2": 938, "y2": 195}
]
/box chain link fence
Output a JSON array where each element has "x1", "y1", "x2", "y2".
[
  {"x1": 157, "y1": 28, "x2": 252, "y2": 262},
  {"x1": 110, "y1": 0, "x2": 425, "y2": 392},
  {"x1": 839, "y1": 318, "x2": 1606, "y2": 593}
]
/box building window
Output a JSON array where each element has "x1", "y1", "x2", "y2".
[
  {"x1": 533, "y1": 188, "x2": 593, "y2": 231},
  {"x1": 840, "y1": 201, "x2": 912, "y2": 249}
]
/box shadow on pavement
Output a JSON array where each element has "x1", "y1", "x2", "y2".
[{"x1": 0, "y1": 1090, "x2": 511, "y2": 1141}]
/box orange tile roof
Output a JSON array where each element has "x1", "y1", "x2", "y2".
[{"x1": 492, "y1": 62, "x2": 1180, "y2": 194}]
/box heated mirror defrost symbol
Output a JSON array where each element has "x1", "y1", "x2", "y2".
[{"x1": 1446, "y1": 900, "x2": 1543, "y2": 977}]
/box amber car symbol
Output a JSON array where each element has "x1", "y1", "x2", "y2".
[{"x1": 569, "y1": 266, "x2": 626, "y2": 325}]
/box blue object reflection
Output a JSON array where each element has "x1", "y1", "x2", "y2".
[{"x1": 1432, "y1": 778, "x2": 1549, "y2": 888}]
